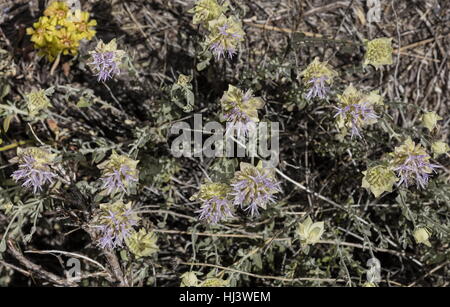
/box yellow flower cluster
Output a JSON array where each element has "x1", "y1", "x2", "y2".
[
  {"x1": 297, "y1": 216, "x2": 325, "y2": 245},
  {"x1": 26, "y1": 1, "x2": 96, "y2": 62},
  {"x1": 361, "y1": 165, "x2": 398, "y2": 198}
]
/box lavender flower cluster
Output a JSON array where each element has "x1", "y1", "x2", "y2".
[
  {"x1": 89, "y1": 51, "x2": 120, "y2": 82},
  {"x1": 101, "y1": 165, "x2": 139, "y2": 195},
  {"x1": 305, "y1": 76, "x2": 330, "y2": 100},
  {"x1": 95, "y1": 201, "x2": 139, "y2": 250},
  {"x1": 210, "y1": 23, "x2": 243, "y2": 59},
  {"x1": 193, "y1": 162, "x2": 282, "y2": 224},
  {"x1": 11, "y1": 155, "x2": 57, "y2": 194},
  {"x1": 334, "y1": 102, "x2": 378, "y2": 138},
  {"x1": 394, "y1": 154, "x2": 440, "y2": 189},
  {"x1": 230, "y1": 169, "x2": 282, "y2": 217},
  {"x1": 197, "y1": 195, "x2": 234, "y2": 224}
]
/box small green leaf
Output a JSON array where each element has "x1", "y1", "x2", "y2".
[
  {"x1": 3, "y1": 114, "x2": 13, "y2": 133},
  {"x1": 1, "y1": 84, "x2": 10, "y2": 100},
  {"x1": 76, "y1": 97, "x2": 92, "y2": 108}
]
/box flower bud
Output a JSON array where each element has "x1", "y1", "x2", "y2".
[
  {"x1": 297, "y1": 216, "x2": 325, "y2": 245},
  {"x1": 421, "y1": 111, "x2": 442, "y2": 131},
  {"x1": 431, "y1": 141, "x2": 449, "y2": 158},
  {"x1": 413, "y1": 227, "x2": 431, "y2": 247}
]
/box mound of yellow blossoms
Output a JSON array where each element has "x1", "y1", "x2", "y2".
[{"x1": 26, "y1": 1, "x2": 96, "y2": 61}]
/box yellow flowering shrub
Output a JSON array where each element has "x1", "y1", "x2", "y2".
[{"x1": 26, "y1": 1, "x2": 96, "y2": 61}]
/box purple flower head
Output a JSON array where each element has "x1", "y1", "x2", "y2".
[
  {"x1": 98, "y1": 152, "x2": 139, "y2": 195},
  {"x1": 210, "y1": 42, "x2": 237, "y2": 60},
  {"x1": 196, "y1": 196, "x2": 234, "y2": 224},
  {"x1": 88, "y1": 39, "x2": 125, "y2": 82},
  {"x1": 208, "y1": 16, "x2": 245, "y2": 60},
  {"x1": 334, "y1": 102, "x2": 378, "y2": 138},
  {"x1": 11, "y1": 153, "x2": 57, "y2": 194},
  {"x1": 221, "y1": 86, "x2": 264, "y2": 138},
  {"x1": 191, "y1": 183, "x2": 234, "y2": 224},
  {"x1": 89, "y1": 51, "x2": 120, "y2": 82},
  {"x1": 95, "y1": 201, "x2": 139, "y2": 249},
  {"x1": 224, "y1": 105, "x2": 255, "y2": 138},
  {"x1": 305, "y1": 76, "x2": 330, "y2": 100},
  {"x1": 231, "y1": 163, "x2": 282, "y2": 217},
  {"x1": 101, "y1": 165, "x2": 138, "y2": 194},
  {"x1": 393, "y1": 154, "x2": 440, "y2": 189}
]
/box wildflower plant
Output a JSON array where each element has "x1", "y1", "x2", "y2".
[
  {"x1": 3, "y1": 0, "x2": 450, "y2": 288},
  {"x1": 413, "y1": 227, "x2": 432, "y2": 247},
  {"x1": 190, "y1": 182, "x2": 234, "y2": 224},
  {"x1": 334, "y1": 85, "x2": 383, "y2": 138},
  {"x1": 88, "y1": 39, "x2": 125, "y2": 82},
  {"x1": 26, "y1": 1, "x2": 96, "y2": 61},
  {"x1": 10, "y1": 147, "x2": 58, "y2": 194},
  {"x1": 206, "y1": 14, "x2": 245, "y2": 60},
  {"x1": 363, "y1": 37, "x2": 393, "y2": 69},
  {"x1": 97, "y1": 151, "x2": 139, "y2": 195},
  {"x1": 300, "y1": 57, "x2": 338, "y2": 100},
  {"x1": 230, "y1": 161, "x2": 281, "y2": 217},
  {"x1": 94, "y1": 201, "x2": 139, "y2": 249},
  {"x1": 220, "y1": 85, "x2": 264, "y2": 137}
]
